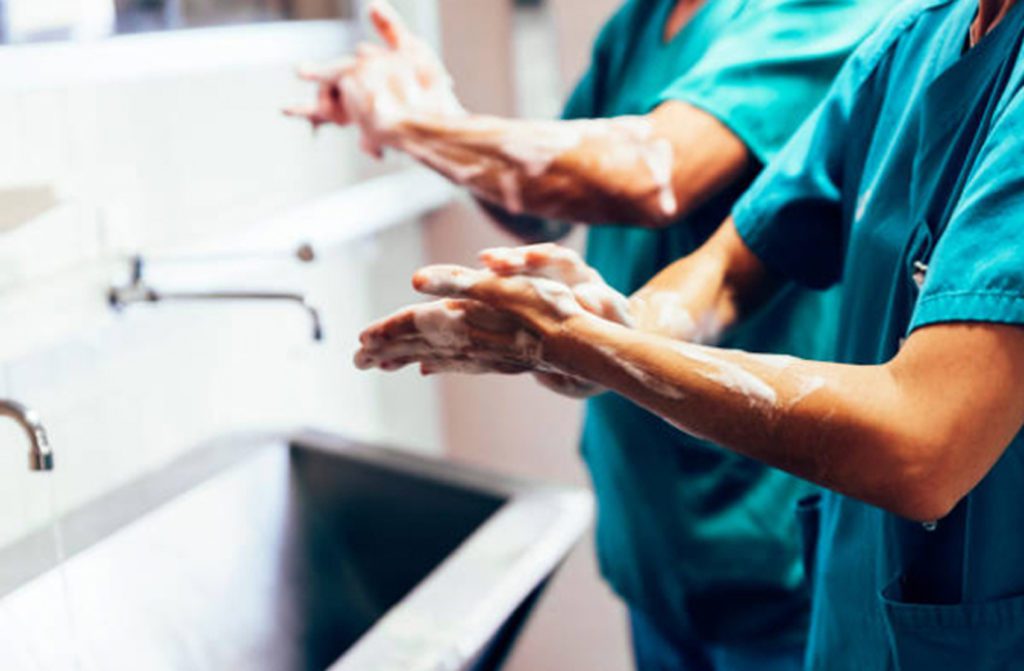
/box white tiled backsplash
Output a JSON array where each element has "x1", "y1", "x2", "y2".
[{"x1": 0, "y1": 22, "x2": 443, "y2": 548}]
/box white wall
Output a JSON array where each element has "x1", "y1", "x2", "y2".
[{"x1": 0, "y1": 22, "x2": 443, "y2": 548}]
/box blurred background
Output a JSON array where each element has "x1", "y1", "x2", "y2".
[{"x1": 0, "y1": 0, "x2": 629, "y2": 669}]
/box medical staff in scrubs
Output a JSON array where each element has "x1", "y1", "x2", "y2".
[
  {"x1": 357, "y1": 0, "x2": 1024, "y2": 668},
  {"x1": 299, "y1": 1, "x2": 888, "y2": 668}
]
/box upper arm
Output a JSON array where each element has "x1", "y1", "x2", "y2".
[
  {"x1": 646, "y1": 101, "x2": 752, "y2": 219},
  {"x1": 887, "y1": 322, "x2": 1024, "y2": 519},
  {"x1": 654, "y1": 0, "x2": 892, "y2": 163}
]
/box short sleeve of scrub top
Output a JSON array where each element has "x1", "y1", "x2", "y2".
[
  {"x1": 655, "y1": 0, "x2": 891, "y2": 164},
  {"x1": 910, "y1": 84, "x2": 1024, "y2": 330},
  {"x1": 731, "y1": 4, "x2": 925, "y2": 288}
]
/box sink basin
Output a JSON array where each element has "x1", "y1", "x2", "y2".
[{"x1": 0, "y1": 431, "x2": 592, "y2": 671}]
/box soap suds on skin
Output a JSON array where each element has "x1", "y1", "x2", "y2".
[
  {"x1": 747, "y1": 353, "x2": 799, "y2": 370},
  {"x1": 644, "y1": 138, "x2": 678, "y2": 216},
  {"x1": 462, "y1": 116, "x2": 678, "y2": 217},
  {"x1": 481, "y1": 245, "x2": 635, "y2": 327},
  {"x1": 789, "y1": 375, "x2": 827, "y2": 406},
  {"x1": 415, "y1": 264, "x2": 594, "y2": 321},
  {"x1": 412, "y1": 302, "x2": 471, "y2": 349},
  {"x1": 594, "y1": 343, "x2": 688, "y2": 401},
  {"x1": 534, "y1": 371, "x2": 600, "y2": 399},
  {"x1": 671, "y1": 343, "x2": 778, "y2": 407},
  {"x1": 527, "y1": 277, "x2": 587, "y2": 318},
  {"x1": 573, "y1": 282, "x2": 635, "y2": 327},
  {"x1": 403, "y1": 140, "x2": 487, "y2": 185},
  {"x1": 743, "y1": 352, "x2": 827, "y2": 407},
  {"x1": 497, "y1": 172, "x2": 524, "y2": 214},
  {"x1": 632, "y1": 291, "x2": 699, "y2": 341}
]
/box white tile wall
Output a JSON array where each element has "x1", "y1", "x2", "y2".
[{"x1": 0, "y1": 22, "x2": 443, "y2": 548}]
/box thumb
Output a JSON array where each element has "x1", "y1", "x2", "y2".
[{"x1": 369, "y1": 0, "x2": 413, "y2": 50}]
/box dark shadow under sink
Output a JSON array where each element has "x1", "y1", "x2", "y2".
[{"x1": 0, "y1": 432, "x2": 592, "y2": 671}]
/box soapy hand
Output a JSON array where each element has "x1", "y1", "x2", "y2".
[
  {"x1": 355, "y1": 267, "x2": 583, "y2": 380},
  {"x1": 355, "y1": 246, "x2": 636, "y2": 399},
  {"x1": 354, "y1": 244, "x2": 719, "y2": 402},
  {"x1": 485, "y1": 243, "x2": 715, "y2": 343},
  {"x1": 283, "y1": 0, "x2": 464, "y2": 157},
  {"x1": 355, "y1": 298, "x2": 544, "y2": 375},
  {"x1": 478, "y1": 243, "x2": 635, "y2": 397},
  {"x1": 479, "y1": 243, "x2": 634, "y2": 327}
]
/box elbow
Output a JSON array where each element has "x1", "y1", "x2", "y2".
[
  {"x1": 876, "y1": 436, "x2": 964, "y2": 523},
  {"x1": 587, "y1": 173, "x2": 690, "y2": 229},
  {"x1": 890, "y1": 484, "x2": 961, "y2": 525}
]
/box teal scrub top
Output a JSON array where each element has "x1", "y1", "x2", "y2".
[
  {"x1": 562, "y1": 0, "x2": 891, "y2": 646},
  {"x1": 734, "y1": 0, "x2": 1024, "y2": 667}
]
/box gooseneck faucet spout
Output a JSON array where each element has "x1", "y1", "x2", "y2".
[
  {"x1": 0, "y1": 400, "x2": 54, "y2": 472},
  {"x1": 108, "y1": 254, "x2": 325, "y2": 342}
]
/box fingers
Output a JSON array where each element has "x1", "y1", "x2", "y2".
[
  {"x1": 356, "y1": 340, "x2": 535, "y2": 372},
  {"x1": 356, "y1": 43, "x2": 387, "y2": 59},
  {"x1": 413, "y1": 265, "x2": 491, "y2": 299},
  {"x1": 421, "y1": 358, "x2": 531, "y2": 376},
  {"x1": 359, "y1": 298, "x2": 529, "y2": 354},
  {"x1": 356, "y1": 295, "x2": 542, "y2": 375},
  {"x1": 525, "y1": 245, "x2": 599, "y2": 284},
  {"x1": 359, "y1": 305, "x2": 423, "y2": 347},
  {"x1": 479, "y1": 246, "x2": 529, "y2": 274},
  {"x1": 369, "y1": 0, "x2": 413, "y2": 50},
  {"x1": 282, "y1": 104, "x2": 322, "y2": 123},
  {"x1": 478, "y1": 245, "x2": 633, "y2": 325},
  {"x1": 572, "y1": 282, "x2": 635, "y2": 326},
  {"x1": 480, "y1": 244, "x2": 600, "y2": 285},
  {"x1": 356, "y1": 331, "x2": 539, "y2": 372}
]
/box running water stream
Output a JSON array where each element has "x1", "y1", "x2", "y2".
[{"x1": 47, "y1": 474, "x2": 85, "y2": 671}]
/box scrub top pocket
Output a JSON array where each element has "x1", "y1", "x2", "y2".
[{"x1": 880, "y1": 582, "x2": 1024, "y2": 671}]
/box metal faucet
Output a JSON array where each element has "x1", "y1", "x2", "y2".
[
  {"x1": 0, "y1": 400, "x2": 54, "y2": 472},
  {"x1": 108, "y1": 254, "x2": 324, "y2": 342}
]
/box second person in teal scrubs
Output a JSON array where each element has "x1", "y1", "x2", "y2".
[{"x1": 296, "y1": 1, "x2": 889, "y2": 669}]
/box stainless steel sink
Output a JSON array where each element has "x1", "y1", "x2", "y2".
[{"x1": 0, "y1": 431, "x2": 592, "y2": 671}]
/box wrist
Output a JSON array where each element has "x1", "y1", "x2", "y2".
[{"x1": 540, "y1": 313, "x2": 609, "y2": 379}]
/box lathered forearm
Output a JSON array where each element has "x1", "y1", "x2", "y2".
[
  {"x1": 546, "y1": 316, "x2": 943, "y2": 522},
  {"x1": 393, "y1": 114, "x2": 680, "y2": 226}
]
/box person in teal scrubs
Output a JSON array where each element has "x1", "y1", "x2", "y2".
[
  {"x1": 556, "y1": 3, "x2": 888, "y2": 668},
  {"x1": 299, "y1": 2, "x2": 888, "y2": 669},
  {"x1": 357, "y1": 0, "x2": 1024, "y2": 668}
]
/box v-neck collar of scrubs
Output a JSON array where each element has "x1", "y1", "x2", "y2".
[
  {"x1": 906, "y1": 0, "x2": 1024, "y2": 260},
  {"x1": 659, "y1": 0, "x2": 715, "y2": 47},
  {"x1": 656, "y1": 0, "x2": 744, "y2": 51}
]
